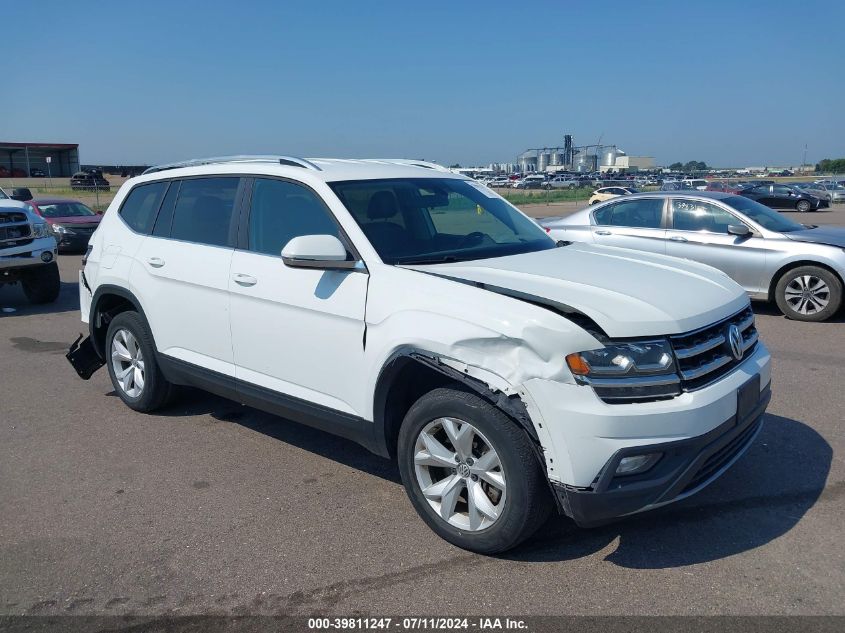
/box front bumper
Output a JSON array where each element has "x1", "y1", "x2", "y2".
[
  {"x1": 0, "y1": 237, "x2": 58, "y2": 271},
  {"x1": 53, "y1": 231, "x2": 94, "y2": 251},
  {"x1": 520, "y1": 342, "x2": 771, "y2": 525},
  {"x1": 554, "y1": 381, "x2": 770, "y2": 527}
]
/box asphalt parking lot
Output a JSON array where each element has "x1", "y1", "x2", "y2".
[{"x1": 1, "y1": 204, "x2": 843, "y2": 616}]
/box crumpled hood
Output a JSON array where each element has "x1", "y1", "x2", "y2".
[
  {"x1": 405, "y1": 243, "x2": 749, "y2": 338},
  {"x1": 785, "y1": 226, "x2": 845, "y2": 248}
]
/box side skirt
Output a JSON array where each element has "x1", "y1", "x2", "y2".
[{"x1": 156, "y1": 354, "x2": 379, "y2": 454}]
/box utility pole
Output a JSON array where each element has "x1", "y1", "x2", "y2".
[{"x1": 802, "y1": 144, "x2": 807, "y2": 172}]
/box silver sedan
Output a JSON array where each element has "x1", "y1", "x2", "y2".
[{"x1": 541, "y1": 191, "x2": 845, "y2": 322}]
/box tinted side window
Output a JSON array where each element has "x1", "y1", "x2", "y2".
[
  {"x1": 119, "y1": 182, "x2": 167, "y2": 234},
  {"x1": 672, "y1": 200, "x2": 738, "y2": 233},
  {"x1": 170, "y1": 177, "x2": 239, "y2": 247},
  {"x1": 152, "y1": 180, "x2": 180, "y2": 237},
  {"x1": 773, "y1": 185, "x2": 792, "y2": 195},
  {"x1": 594, "y1": 198, "x2": 664, "y2": 228},
  {"x1": 248, "y1": 178, "x2": 344, "y2": 256}
]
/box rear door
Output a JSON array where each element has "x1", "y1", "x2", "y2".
[
  {"x1": 770, "y1": 184, "x2": 796, "y2": 208},
  {"x1": 590, "y1": 197, "x2": 668, "y2": 254},
  {"x1": 748, "y1": 185, "x2": 775, "y2": 207},
  {"x1": 664, "y1": 197, "x2": 769, "y2": 293},
  {"x1": 131, "y1": 176, "x2": 241, "y2": 377}
]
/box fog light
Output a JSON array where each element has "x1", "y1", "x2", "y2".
[
  {"x1": 615, "y1": 453, "x2": 661, "y2": 476},
  {"x1": 40, "y1": 251, "x2": 53, "y2": 263}
]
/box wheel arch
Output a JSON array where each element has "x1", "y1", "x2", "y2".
[
  {"x1": 89, "y1": 285, "x2": 152, "y2": 359},
  {"x1": 372, "y1": 349, "x2": 542, "y2": 461},
  {"x1": 768, "y1": 259, "x2": 844, "y2": 302}
]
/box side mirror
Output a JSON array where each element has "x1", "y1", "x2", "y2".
[
  {"x1": 11, "y1": 187, "x2": 33, "y2": 202},
  {"x1": 727, "y1": 224, "x2": 751, "y2": 237},
  {"x1": 281, "y1": 234, "x2": 360, "y2": 270}
]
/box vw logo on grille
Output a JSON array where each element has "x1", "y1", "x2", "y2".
[{"x1": 727, "y1": 324, "x2": 744, "y2": 361}]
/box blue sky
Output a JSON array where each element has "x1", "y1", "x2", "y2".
[{"x1": 4, "y1": 0, "x2": 843, "y2": 167}]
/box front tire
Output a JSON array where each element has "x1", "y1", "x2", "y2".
[
  {"x1": 106, "y1": 312, "x2": 173, "y2": 411},
  {"x1": 774, "y1": 266, "x2": 842, "y2": 322},
  {"x1": 397, "y1": 387, "x2": 551, "y2": 554},
  {"x1": 21, "y1": 262, "x2": 60, "y2": 304},
  {"x1": 796, "y1": 200, "x2": 812, "y2": 212}
]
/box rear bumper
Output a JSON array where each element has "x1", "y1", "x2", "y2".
[{"x1": 554, "y1": 382, "x2": 770, "y2": 527}]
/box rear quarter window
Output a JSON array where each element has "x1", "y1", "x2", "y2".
[{"x1": 119, "y1": 182, "x2": 168, "y2": 234}]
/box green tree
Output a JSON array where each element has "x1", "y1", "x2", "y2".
[
  {"x1": 816, "y1": 158, "x2": 845, "y2": 173},
  {"x1": 669, "y1": 162, "x2": 683, "y2": 170},
  {"x1": 683, "y1": 160, "x2": 707, "y2": 172},
  {"x1": 449, "y1": 163, "x2": 462, "y2": 169}
]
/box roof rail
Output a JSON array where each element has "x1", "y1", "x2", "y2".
[
  {"x1": 361, "y1": 159, "x2": 451, "y2": 172},
  {"x1": 142, "y1": 155, "x2": 322, "y2": 175}
]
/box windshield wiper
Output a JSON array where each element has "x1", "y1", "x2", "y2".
[{"x1": 396, "y1": 255, "x2": 460, "y2": 265}]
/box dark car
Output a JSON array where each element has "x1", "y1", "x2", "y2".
[
  {"x1": 739, "y1": 183, "x2": 829, "y2": 212},
  {"x1": 26, "y1": 197, "x2": 102, "y2": 252},
  {"x1": 70, "y1": 170, "x2": 110, "y2": 191}
]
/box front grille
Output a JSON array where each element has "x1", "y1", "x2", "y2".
[
  {"x1": 670, "y1": 306, "x2": 758, "y2": 391},
  {"x1": 682, "y1": 417, "x2": 762, "y2": 494},
  {"x1": 0, "y1": 212, "x2": 33, "y2": 246}
]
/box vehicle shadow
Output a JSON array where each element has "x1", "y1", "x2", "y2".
[
  {"x1": 507, "y1": 413, "x2": 833, "y2": 567},
  {"x1": 150, "y1": 389, "x2": 402, "y2": 483},
  {"x1": 127, "y1": 392, "x2": 832, "y2": 567},
  {"x1": 0, "y1": 280, "x2": 79, "y2": 317}
]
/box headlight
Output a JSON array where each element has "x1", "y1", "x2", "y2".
[
  {"x1": 51, "y1": 224, "x2": 74, "y2": 235},
  {"x1": 566, "y1": 339, "x2": 680, "y2": 403},
  {"x1": 31, "y1": 222, "x2": 52, "y2": 238},
  {"x1": 566, "y1": 340, "x2": 675, "y2": 377}
]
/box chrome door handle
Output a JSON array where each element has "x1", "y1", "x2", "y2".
[
  {"x1": 595, "y1": 230, "x2": 612, "y2": 236},
  {"x1": 669, "y1": 236, "x2": 688, "y2": 242},
  {"x1": 233, "y1": 273, "x2": 258, "y2": 287},
  {"x1": 147, "y1": 257, "x2": 165, "y2": 268}
]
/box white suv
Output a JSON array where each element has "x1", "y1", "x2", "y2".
[{"x1": 68, "y1": 156, "x2": 771, "y2": 553}]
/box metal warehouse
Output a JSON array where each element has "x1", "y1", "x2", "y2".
[{"x1": 0, "y1": 141, "x2": 80, "y2": 178}]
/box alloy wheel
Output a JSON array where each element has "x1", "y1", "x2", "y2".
[
  {"x1": 110, "y1": 328, "x2": 145, "y2": 398},
  {"x1": 784, "y1": 275, "x2": 830, "y2": 315},
  {"x1": 413, "y1": 417, "x2": 506, "y2": 531}
]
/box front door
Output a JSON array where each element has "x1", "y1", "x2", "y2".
[
  {"x1": 664, "y1": 197, "x2": 769, "y2": 294},
  {"x1": 229, "y1": 177, "x2": 369, "y2": 418}
]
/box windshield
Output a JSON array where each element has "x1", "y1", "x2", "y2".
[
  {"x1": 329, "y1": 178, "x2": 555, "y2": 265},
  {"x1": 37, "y1": 202, "x2": 97, "y2": 218},
  {"x1": 723, "y1": 196, "x2": 805, "y2": 232},
  {"x1": 0, "y1": 188, "x2": 8, "y2": 199}
]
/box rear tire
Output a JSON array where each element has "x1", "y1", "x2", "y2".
[
  {"x1": 774, "y1": 266, "x2": 842, "y2": 322},
  {"x1": 105, "y1": 312, "x2": 174, "y2": 412},
  {"x1": 397, "y1": 387, "x2": 551, "y2": 554},
  {"x1": 21, "y1": 262, "x2": 60, "y2": 304}
]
